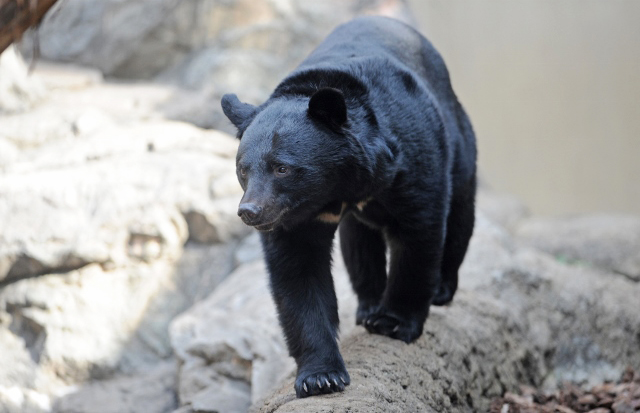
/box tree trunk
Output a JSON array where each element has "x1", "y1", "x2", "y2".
[{"x1": 0, "y1": 0, "x2": 59, "y2": 55}]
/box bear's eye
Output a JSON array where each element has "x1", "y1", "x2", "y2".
[
  {"x1": 239, "y1": 167, "x2": 247, "y2": 177},
  {"x1": 275, "y1": 165, "x2": 289, "y2": 176}
]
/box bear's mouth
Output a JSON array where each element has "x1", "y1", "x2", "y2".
[
  {"x1": 248, "y1": 207, "x2": 291, "y2": 232},
  {"x1": 254, "y1": 222, "x2": 277, "y2": 232}
]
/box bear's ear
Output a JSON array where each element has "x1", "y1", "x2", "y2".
[
  {"x1": 308, "y1": 87, "x2": 347, "y2": 128},
  {"x1": 221, "y1": 94, "x2": 257, "y2": 132}
]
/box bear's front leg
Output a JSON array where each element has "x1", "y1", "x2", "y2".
[{"x1": 260, "y1": 222, "x2": 350, "y2": 398}]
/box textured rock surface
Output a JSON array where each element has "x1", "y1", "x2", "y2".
[
  {"x1": 20, "y1": 0, "x2": 414, "y2": 130},
  {"x1": 52, "y1": 361, "x2": 178, "y2": 413},
  {"x1": 515, "y1": 214, "x2": 640, "y2": 282},
  {"x1": 0, "y1": 239, "x2": 240, "y2": 413},
  {"x1": 0, "y1": 46, "x2": 45, "y2": 114},
  {"x1": 0, "y1": 57, "x2": 246, "y2": 413},
  {"x1": 0, "y1": 61, "x2": 245, "y2": 284},
  {"x1": 476, "y1": 189, "x2": 530, "y2": 232},
  {"x1": 22, "y1": 0, "x2": 412, "y2": 78},
  {"x1": 250, "y1": 209, "x2": 640, "y2": 412},
  {"x1": 255, "y1": 292, "x2": 530, "y2": 413}
]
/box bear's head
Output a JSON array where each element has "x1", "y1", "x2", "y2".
[{"x1": 221, "y1": 88, "x2": 356, "y2": 231}]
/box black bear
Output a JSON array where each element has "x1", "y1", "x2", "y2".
[{"x1": 221, "y1": 16, "x2": 476, "y2": 398}]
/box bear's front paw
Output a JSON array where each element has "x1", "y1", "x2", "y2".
[
  {"x1": 362, "y1": 307, "x2": 425, "y2": 343},
  {"x1": 355, "y1": 301, "x2": 379, "y2": 326},
  {"x1": 295, "y1": 369, "x2": 350, "y2": 398}
]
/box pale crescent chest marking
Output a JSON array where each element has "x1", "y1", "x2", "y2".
[
  {"x1": 356, "y1": 197, "x2": 372, "y2": 211},
  {"x1": 316, "y1": 211, "x2": 342, "y2": 224},
  {"x1": 316, "y1": 202, "x2": 346, "y2": 224},
  {"x1": 315, "y1": 198, "x2": 373, "y2": 224}
]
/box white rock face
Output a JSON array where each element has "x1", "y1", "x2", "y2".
[
  {"x1": 1, "y1": 263, "x2": 172, "y2": 381},
  {"x1": 0, "y1": 57, "x2": 249, "y2": 413},
  {"x1": 0, "y1": 46, "x2": 45, "y2": 114},
  {"x1": 0, "y1": 102, "x2": 245, "y2": 284}
]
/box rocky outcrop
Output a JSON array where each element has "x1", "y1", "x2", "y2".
[
  {"x1": 22, "y1": 0, "x2": 412, "y2": 79},
  {"x1": 0, "y1": 55, "x2": 246, "y2": 285},
  {"x1": 246, "y1": 209, "x2": 640, "y2": 413},
  {"x1": 165, "y1": 194, "x2": 640, "y2": 413},
  {"x1": 19, "y1": 0, "x2": 414, "y2": 130},
  {"x1": 52, "y1": 361, "x2": 178, "y2": 413},
  {"x1": 0, "y1": 50, "x2": 247, "y2": 413}
]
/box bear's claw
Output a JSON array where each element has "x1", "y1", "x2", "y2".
[
  {"x1": 362, "y1": 307, "x2": 424, "y2": 343},
  {"x1": 355, "y1": 301, "x2": 378, "y2": 326},
  {"x1": 295, "y1": 370, "x2": 350, "y2": 398}
]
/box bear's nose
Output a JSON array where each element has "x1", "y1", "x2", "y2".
[{"x1": 238, "y1": 203, "x2": 263, "y2": 223}]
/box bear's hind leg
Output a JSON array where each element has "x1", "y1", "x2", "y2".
[
  {"x1": 433, "y1": 176, "x2": 476, "y2": 306},
  {"x1": 339, "y1": 213, "x2": 387, "y2": 325},
  {"x1": 364, "y1": 231, "x2": 444, "y2": 343}
]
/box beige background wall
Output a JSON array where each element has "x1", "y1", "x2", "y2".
[{"x1": 408, "y1": 0, "x2": 640, "y2": 216}]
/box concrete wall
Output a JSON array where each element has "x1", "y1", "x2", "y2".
[{"x1": 408, "y1": 0, "x2": 640, "y2": 216}]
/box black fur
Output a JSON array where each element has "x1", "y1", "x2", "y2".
[{"x1": 221, "y1": 16, "x2": 477, "y2": 398}]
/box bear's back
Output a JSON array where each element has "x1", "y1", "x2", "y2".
[
  {"x1": 277, "y1": 16, "x2": 477, "y2": 187},
  {"x1": 299, "y1": 17, "x2": 454, "y2": 102},
  {"x1": 301, "y1": 17, "x2": 423, "y2": 68}
]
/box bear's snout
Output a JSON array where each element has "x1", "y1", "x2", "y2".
[{"x1": 238, "y1": 202, "x2": 263, "y2": 225}]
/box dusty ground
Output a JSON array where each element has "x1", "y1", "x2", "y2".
[{"x1": 490, "y1": 368, "x2": 640, "y2": 413}]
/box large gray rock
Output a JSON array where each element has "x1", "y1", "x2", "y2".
[
  {"x1": 0, "y1": 112, "x2": 245, "y2": 284},
  {"x1": 0, "y1": 260, "x2": 184, "y2": 413},
  {"x1": 0, "y1": 262, "x2": 175, "y2": 382},
  {"x1": 170, "y1": 260, "x2": 291, "y2": 413},
  {"x1": 0, "y1": 129, "x2": 242, "y2": 283},
  {"x1": 160, "y1": 0, "x2": 415, "y2": 130},
  {"x1": 20, "y1": 0, "x2": 414, "y2": 130},
  {"x1": 0, "y1": 60, "x2": 247, "y2": 412},
  {"x1": 515, "y1": 214, "x2": 640, "y2": 281},
  {"x1": 0, "y1": 239, "x2": 240, "y2": 413},
  {"x1": 250, "y1": 214, "x2": 640, "y2": 412},
  {"x1": 23, "y1": 0, "x2": 412, "y2": 79},
  {"x1": 167, "y1": 206, "x2": 640, "y2": 413},
  {"x1": 52, "y1": 361, "x2": 178, "y2": 413}
]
